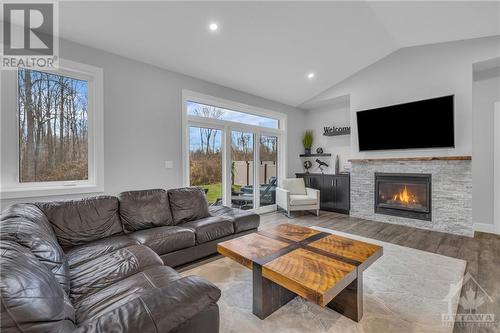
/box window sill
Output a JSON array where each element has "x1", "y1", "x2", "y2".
[{"x1": 1, "y1": 184, "x2": 104, "y2": 199}]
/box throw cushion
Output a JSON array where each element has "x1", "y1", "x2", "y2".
[
  {"x1": 119, "y1": 189, "x2": 173, "y2": 232},
  {"x1": 281, "y1": 178, "x2": 307, "y2": 195},
  {"x1": 167, "y1": 187, "x2": 210, "y2": 224}
]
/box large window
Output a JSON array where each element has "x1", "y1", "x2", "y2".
[
  {"x1": 18, "y1": 69, "x2": 89, "y2": 182},
  {"x1": 0, "y1": 60, "x2": 104, "y2": 199},
  {"x1": 183, "y1": 90, "x2": 286, "y2": 213},
  {"x1": 187, "y1": 101, "x2": 279, "y2": 129}
]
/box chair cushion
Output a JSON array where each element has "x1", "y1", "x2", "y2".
[
  {"x1": 37, "y1": 196, "x2": 123, "y2": 248},
  {"x1": 74, "y1": 265, "x2": 183, "y2": 323},
  {"x1": 281, "y1": 178, "x2": 307, "y2": 195},
  {"x1": 1, "y1": 203, "x2": 69, "y2": 293},
  {"x1": 182, "y1": 216, "x2": 234, "y2": 244},
  {"x1": 168, "y1": 187, "x2": 210, "y2": 224},
  {"x1": 128, "y1": 226, "x2": 195, "y2": 255},
  {"x1": 65, "y1": 235, "x2": 139, "y2": 269},
  {"x1": 0, "y1": 240, "x2": 76, "y2": 332},
  {"x1": 289, "y1": 194, "x2": 318, "y2": 205},
  {"x1": 209, "y1": 205, "x2": 260, "y2": 233},
  {"x1": 69, "y1": 245, "x2": 163, "y2": 304},
  {"x1": 119, "y1": 189, "x2": 174, "y2": 232}
]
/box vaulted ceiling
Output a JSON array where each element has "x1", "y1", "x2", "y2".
[{"x1": 55, "y1": 1, "x2": 499, "y2": 107}]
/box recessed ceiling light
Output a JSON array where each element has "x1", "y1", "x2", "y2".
[
  {"x1": 307, "y1": 72, "x2": 315, "y2": 79},
  {"x1": 209, "y1": 23, "x2": 218, "y2": 31}
]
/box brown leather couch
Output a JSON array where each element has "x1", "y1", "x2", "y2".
[{"x1": 0, "y1": 187, "x2": 260, "y2": 332}]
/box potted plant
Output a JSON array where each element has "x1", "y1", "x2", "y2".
[{"x1": 302, "y1": 130, "x2": 313, "y2": 155}]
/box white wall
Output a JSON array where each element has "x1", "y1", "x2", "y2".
[
  {"x1": 0, "y1": 38, "x2": 305, "y2": 208},
  {"x1": 303, "y1": 36, "x2": 500, "y2": 159},
  {"x1": 303, "y1": 97, "x2": 351, "y2": 173},
  {"x1": 303, "y1": 36, "x2": 500, "y2": 229},
  {"x1": 472, "y1": 75, "x2": 500, "y2": 227}
]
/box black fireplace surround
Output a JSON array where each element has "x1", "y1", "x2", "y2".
[{"x1": 375, "y1": 173, "x2": 432, "y2": 221}]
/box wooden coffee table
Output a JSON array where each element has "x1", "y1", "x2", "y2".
[{"x1": 217, "y1": 223, "x2": 383, "y2": 322}]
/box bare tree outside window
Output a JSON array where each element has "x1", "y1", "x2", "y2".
[
  {"x1": 191, "y1": 104, "x2": 224, "y2": 154},
  {"x1": 18, "y1": 68, "x2": 88, "y2": 182}
]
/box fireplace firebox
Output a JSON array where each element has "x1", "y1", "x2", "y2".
[{"x1": 375, "y1": 173, "x2": 432, "y2": 221}]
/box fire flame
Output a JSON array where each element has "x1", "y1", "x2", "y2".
[{"x1": 392, "y1": 186, "x2": 417, "y2": 204}]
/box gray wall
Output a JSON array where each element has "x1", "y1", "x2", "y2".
[
  {"x1": 0, "y1": 38, "x2": 305, "y2": 208},
  {"x1": 303, "y1": 36, "x2": 500, "y2": 227},
  {"x1": 472, "y1": 75, "x2": 500, "y2": 226}
]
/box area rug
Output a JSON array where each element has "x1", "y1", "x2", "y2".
[{"x1": 182, "y1": 227, "x2": 466, "y2": 333}]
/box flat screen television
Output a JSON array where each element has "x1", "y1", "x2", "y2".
[{"x1": 356, "y1": 95, "x2": 454, "y2": 151}]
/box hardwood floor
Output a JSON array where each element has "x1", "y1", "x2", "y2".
[{"x1": 260, "y1": 210, "x2": 500, "y2": 333}]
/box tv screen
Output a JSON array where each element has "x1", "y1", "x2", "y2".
[{"x1": 356, "y1": 95, "x2": 454, "y2": 151}]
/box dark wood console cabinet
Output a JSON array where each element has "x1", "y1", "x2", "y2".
[{"x1": 295, "y1": 173, "x2": 350, "y2": 214}]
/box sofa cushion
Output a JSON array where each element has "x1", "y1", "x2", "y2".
[
  {"x1": 69, "y1": 245, "x2": 163, "y2": 304},
  {"x1": 74, "y1": 265, "x2": 183, "y2": 324},
  {"x1": 0, "y1": 215, "x2": 70, "y2": 293},
  {"x1": 65, "y1": 235, "x2": 139, "y2": 269},
  {"x1": 182, "y1": 216, "x2": 234, "y2": 244},
  {"x1": 289, "y1": 194, "x2": 318, "y2": 205},
  {"x1": 128, "y1": 226, "x2": 195, "y2": 255},
  {"x1": 119, "y1": 189, "x2": 173, "y2": 232},
  {"x1": 168, "y1": 187, "x2": 210, "y2": 224},
  {"x1": 209, "y1": 205, "x2": 260, "y2": 233},
  {"x1": 1, "y1": 203, "x2": 54, "y2": 234},
  {"x1": 37, "y1": 196, "x2": 123, "y2": 248},
  {"x1": 281, "y1": 178, "x2": 307, "y2": 195},
  {"x1": 0, "y1": 240, "x2": 76, "y2": 332}
]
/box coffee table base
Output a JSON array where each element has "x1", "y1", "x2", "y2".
[
  {"x1": 252, "y1": 264, "x2": 296, "y2": 319},
  {"x1": 326, "y1": 272, "x2": 363, "y2": 322},
  {"x1": 252, "y1": 265, "x2": 363, "y2": 322}
]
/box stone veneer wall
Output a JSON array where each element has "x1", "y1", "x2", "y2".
[{"x1": 350, "y1": 160, "x2": 473, "y2": 236}]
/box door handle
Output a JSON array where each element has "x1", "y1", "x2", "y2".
[{"x1": 331, "y1": 179, "x2": 334, "y2": 186}]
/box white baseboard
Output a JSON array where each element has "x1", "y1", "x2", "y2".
[{"x1": 474, "y1": 223, "x2": 500, "y2": 235}]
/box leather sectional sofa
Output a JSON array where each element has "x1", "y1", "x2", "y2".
[{"x1": 0, "y1": 187, "x2": 260, "y2": 333}]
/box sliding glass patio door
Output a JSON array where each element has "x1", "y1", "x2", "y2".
[
  {"x1": 259, "y1": 134, "x2": 278, "y2": 208},
  {"x1": 183, "y1": 92, "x2": 286, "y2": 213},
  {"x1": 227, "y1": 131, "x2": 279, "y2": 211},
  {"x1": 230, "y1": 130, "x2": 255, "y2": 210},
  {"x1": 188, "y1": 125, "x2": 224, "y2": 205}
]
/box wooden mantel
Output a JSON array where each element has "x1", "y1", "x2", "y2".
[{"x1": 348, "y1": 156, "x2": 471, "y2": 162}]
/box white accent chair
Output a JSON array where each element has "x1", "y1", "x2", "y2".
[{"x1": 276, "y1": 178, "x2": 320, "y2": 217}]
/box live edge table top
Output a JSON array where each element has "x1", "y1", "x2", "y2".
[{"x1": 217, "y1": 223, "x2": 383, "y2": 308}]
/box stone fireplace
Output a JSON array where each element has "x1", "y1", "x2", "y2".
[
  {"x1": 375, "y1": 173, "x2": 431, "y2": 221},
  {"x1": 349, "y1": 157, "x2": 472, "y2": 236}
]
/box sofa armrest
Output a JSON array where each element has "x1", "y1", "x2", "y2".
[
  {"x1": 276, "y1": 187, "x2": 290, "y2": 210},
  {"x1": 76, "y1": 275, "x2": 221, "y2": 333}
]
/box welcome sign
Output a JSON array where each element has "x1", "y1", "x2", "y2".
[{"x1": 323, "y1": 126, "x2": 351, "y2": 136}]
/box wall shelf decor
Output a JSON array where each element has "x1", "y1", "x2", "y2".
[
  {"x1": 323, "y1": 126, "x2": 351, "y2": 136},
  {"x1": 299, "y1": 153, "x2": 332, "y2": 157}
]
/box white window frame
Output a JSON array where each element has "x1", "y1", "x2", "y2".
[
  {"x1": 0, "y1": 59, "x2": 104, "y2": 199},
  {"x1": 182, "y1": 89, "x2": 287, "y2": 213}
]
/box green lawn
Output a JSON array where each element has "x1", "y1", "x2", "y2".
[{"x1": 199, "y1": 183, "x2": 241, "y2": 204}]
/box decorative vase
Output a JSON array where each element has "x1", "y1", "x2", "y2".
[
  {"x1": 335, "y1": 155, "x2": 340, "y2": 174},
  {"x1": 304, "y1": 148, "x2": 311, "y2": 155}
]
